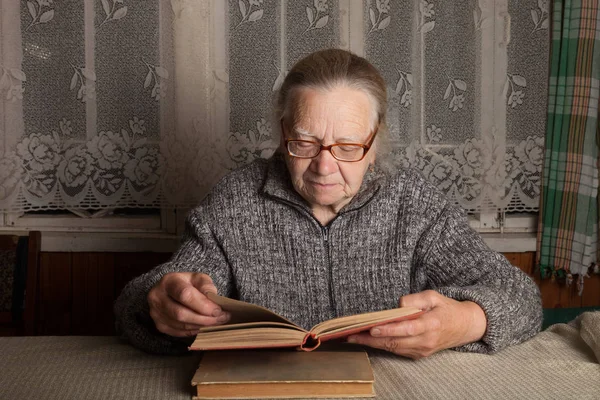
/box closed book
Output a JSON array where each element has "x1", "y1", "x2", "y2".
[{"x1": 192, "y1": 346, "x2": 375, "y2": 399}]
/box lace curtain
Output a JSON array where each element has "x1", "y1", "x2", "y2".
[{"x1": 0, "y1": 0, "x2": 548, "y2": 213}]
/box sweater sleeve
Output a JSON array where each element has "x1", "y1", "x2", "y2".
[
  {"x1": 415, "y1": 202, "x2": 543, "y2": 354},
  {"x1": 113, "y1": 205, "x2": 234, "y2": 354}
]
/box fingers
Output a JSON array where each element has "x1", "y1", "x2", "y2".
[
  {"x1": 399, "y1": 290, "x2": 441, "y2": 310},
  {"x1": 164, "y1": 275, "x2": 221, "y2": 317},
  {"x1": 148, "y1": 292, "x2": 231, "y2": 337},
  {"x1": 156, "y1": 326, "x2": 199, "y2": 338},
  {"x1": 150, "y1": 309, "x2": 203, "y2": 338},
  {"x1": 151, "y1": 291, "x2": 230, "y2": 326},
  {"x1": 350, "y1": 291, "x2": 487, "y2": 359},
  {"x1": 191, "y1": 273, "x2": 218, "y2": 296},
  {"x1": 148, "y1": 272, "x2": 231, "y2": 337},
  {"x1": 150, "y1": 301, "x2": 230, "y2": 337},
  {"x1": 368, "y1": 318, "x2": 434, "y2": 338},
  {"x1": 348, "y1": 333, "x2": 434, "y2": 360},
  {"x1": 346, "y1": 310, "x2": 442, "y2": 359}
]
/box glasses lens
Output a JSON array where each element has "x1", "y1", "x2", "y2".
[
  {"x1": 288, "y1": 141, "x2": 320, "y2": 157},
  {"x1": 331, "y1": 145, "x2": 365, "y2": 161}
]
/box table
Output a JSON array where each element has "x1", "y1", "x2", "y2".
[{"x1": 1, "y1": 313, "x2": 599, "y2": 400}]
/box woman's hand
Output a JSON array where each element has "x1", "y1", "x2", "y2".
[
  {"x1": 347, "y1": 290, "x2": 487, "y2": 359},
  {"x1": 147, "y1": 272, "x2": 231, "y2": 337}
]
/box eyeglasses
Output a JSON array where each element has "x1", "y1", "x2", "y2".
[{"x1": 281, "y1": 120, "x2": 378, "y2": 162}]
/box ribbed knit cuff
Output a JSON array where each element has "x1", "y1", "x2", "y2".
[
  {"x1": 114, "y1": 272, "x2": 189, "y2": 355},
  {"x1": 435, "y1": 286, "x2": 511, "y2": 354}
]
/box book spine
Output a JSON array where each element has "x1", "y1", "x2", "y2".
[{"x1": 299, "y1": 333, "x2": 321, "y2": 351}]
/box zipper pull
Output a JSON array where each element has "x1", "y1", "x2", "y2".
[{"x1": 322, "y1": 226, "x2": 329, "y2": 242}]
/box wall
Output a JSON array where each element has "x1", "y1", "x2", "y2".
[
  {"x1": 37, "y1": 252, "x2": 171, "y2": 336},
  {"x1": 504, "y1": 252, "x2": 600, "y2": 309},
  {"x1": 33, "y1": 251, "x2": 600, "y2": 336}
]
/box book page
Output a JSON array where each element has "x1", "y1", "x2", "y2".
[
  {"x1": 199, "y1": 321, "x2": 306, "y2": 333},
  {"x1": 310, "y1": 307, "x2": 423, "y2": 338},
  {"x1": 190, "y1": 327, "x2": 307, "y2": 350},
  {"x1": 206, "y1": 292, "x2": 297, "y2": 326}
]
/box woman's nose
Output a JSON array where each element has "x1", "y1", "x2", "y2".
[{"x1": 310, "y1": 148, "x2": 338, "y2": 175}]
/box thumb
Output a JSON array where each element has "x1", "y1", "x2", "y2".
[
  {"x1": 399, "y1": 290, "x2": 440, "y2": 311},
  {"x1": 190, "y1": 273, "x2": 218, "y2": 296}
]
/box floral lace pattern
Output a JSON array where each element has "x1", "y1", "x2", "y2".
[
  {"x1": 304, "y1": 0, "x2": 330, "y2": 34},
  {"x1": 400, "y1": 135, "x2": 543, "y2": 210},
  {"x1": 0, "y1": 1, "x2": 548, "y2": 212},
  {"x1": 4, "y1": 117, "x2": 165, "y2": 202},
  {"x1": 0, "y1": 119, "x2": 543, "y2": 210}
]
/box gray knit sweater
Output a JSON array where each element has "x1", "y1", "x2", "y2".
[{"x1": 114, "y1": 155, "x2": 542, "y2": 355}]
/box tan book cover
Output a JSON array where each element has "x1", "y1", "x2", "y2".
[
  {"x1": 192, "y1": 346, "x2": 375, "y2": 399},
  {"x1": 190, "y1": 293, "x2": 423, "y2": 352}
]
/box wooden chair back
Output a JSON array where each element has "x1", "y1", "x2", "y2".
[{"x1": 0, "y1": 231, "x2": 41, "y2": 336}]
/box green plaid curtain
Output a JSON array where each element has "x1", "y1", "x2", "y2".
[{"x1": 537, "y1": 0, "x2": 599, "y2": 281}]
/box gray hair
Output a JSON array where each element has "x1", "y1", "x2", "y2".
[{"x1": 273, "y1": 49, "x2": 395, "y2": 172}]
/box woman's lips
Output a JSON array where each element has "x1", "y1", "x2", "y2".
[{"x1": 310, "y1": 181, "x2": 337, "y2": 189}]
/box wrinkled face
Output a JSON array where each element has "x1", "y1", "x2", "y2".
[{"x1": 282, "y1": 86, "x2": 377, "y2": 216}]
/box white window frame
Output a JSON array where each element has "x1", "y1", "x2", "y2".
[
  {"x1": 0, "y1": 208, "x2": 188, "y2": 253},
  {"x1": 0, "y1": 208, "x2": 181, "y2": 234},
  {"x1": 0, "y1": 209, "x2": 538, "y2": 253},
  {"x1": 2, "y1": 210, "x2": 536, "y2": 234},
  {"x1": 0, "y1": 208, "x2": 187, "y2": 252},
  {"x1": 469, "y1": 211, "x2": 537, "y2": 234}
]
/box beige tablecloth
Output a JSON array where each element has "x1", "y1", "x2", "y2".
[{"x1": 1, "y1": 312, "x2": 599, "y2": 400}]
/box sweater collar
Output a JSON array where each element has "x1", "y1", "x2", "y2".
[{"x1": 261, "y1": 153, "x2": 386, "y2": 216}]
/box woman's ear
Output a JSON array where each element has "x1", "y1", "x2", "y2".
[{"x1": 368, "y1": 144, "x2": 377, "y2": 165}]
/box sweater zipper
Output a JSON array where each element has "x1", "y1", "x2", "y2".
[
  {"x1": 321, "y1": 225, "x2": 336, "y2": 315},
  {"x1": 271, "y1": 196, "x2": 339, "y2": 315}
]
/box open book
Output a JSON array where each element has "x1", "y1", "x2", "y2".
[{"x1": 189, "y1": 293, "x2": 424, "y2": 352}]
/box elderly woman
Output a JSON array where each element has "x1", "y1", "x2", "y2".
[{"x1": 115, "y1": 49, "x2": 542, "y2": 359}]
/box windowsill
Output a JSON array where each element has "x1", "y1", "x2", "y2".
[
  {"x1": 0, "y1": 230, "x2": 537, "y2": 253},
  {"x1": 479, "y1": 232, "x2": 537, "y2": 253},
  {"x1": 2, "y1": 230, "x2": 181, "y2": 253}
]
